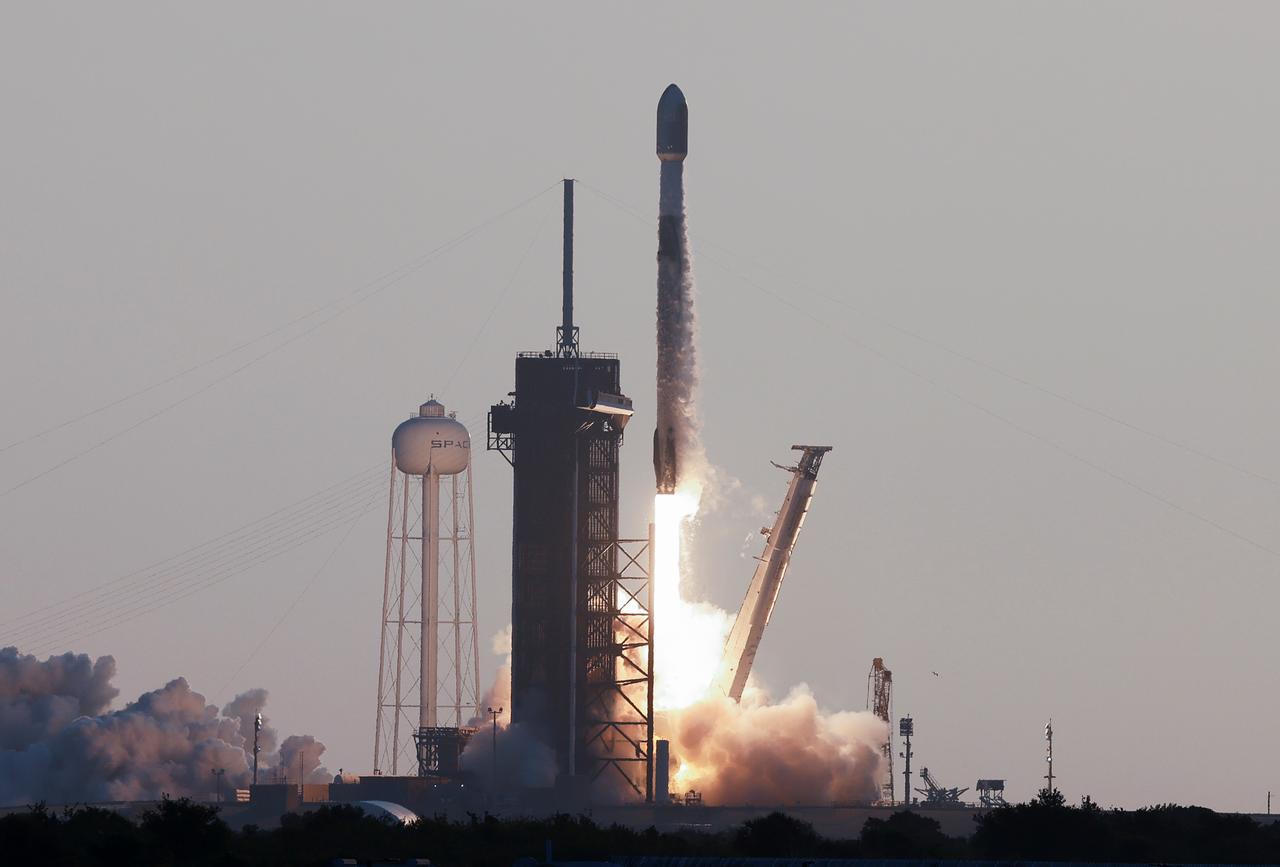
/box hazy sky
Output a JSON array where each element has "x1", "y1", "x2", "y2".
[{"x1": 3, "y1": 2, "x2": 1278, "y2": 812}]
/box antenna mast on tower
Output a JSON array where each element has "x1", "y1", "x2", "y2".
[{"x1": 556, "y1": 179, "x2": 579, "y2": 358}]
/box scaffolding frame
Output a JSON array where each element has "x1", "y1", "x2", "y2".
[
  {"x1": 580, "y1": 533, "x2": 654, "y2": 800},
  {"x1": 373, "y1": 457, "x2": 481, "y2": 775}
]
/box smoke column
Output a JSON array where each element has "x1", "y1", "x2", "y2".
[
  {"x1": 660, "y1": 687, "x2": 887, "y2": 805},
  {"x1": 0, "y1": 646, "x2": 329, "y2": 804},
  {"x1": 656, "y1": 157, "x2": 706, "y2": 495}
]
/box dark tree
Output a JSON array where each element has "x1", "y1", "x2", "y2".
[
  {"x1": 733, "y1": 811, "x2": 825, "y2": 857},
  {"x1": 139, "y1": 796, "x2": 231, "y2": 866},
  {"x1": 860, "y1": 810, "x2": 961, "y2": 858}
]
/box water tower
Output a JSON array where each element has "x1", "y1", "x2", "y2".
[{"x1": 373, "y1": 398, "x2": 480, "y2": 776}]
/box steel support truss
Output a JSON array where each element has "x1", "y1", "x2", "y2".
[
  {"x1": 373, "y1": 456, "x2": 481, "y2": 776},
  {"x1": 580, "y1": 531, "x2": 654, "y2": 801}
]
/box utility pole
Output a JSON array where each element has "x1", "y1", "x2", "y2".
[
  {"x1": 253, "y1": 713, "x2": 262, "y2": 786},
  {"x1": 210, "y1": 768, "x2": 225, "y2": 804},
  {"x1": 1044, "y1": 720, "x2": 1054, "y2": 793},
  {"x1": 487, "y1": 706, "x2": 502, "y2": 791},
  {"x1": 899, "y1": 716, "x2": 914, "y2": 806}
]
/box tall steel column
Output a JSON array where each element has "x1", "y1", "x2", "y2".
[{"x1": 421, "y1": 471, "x2": 439, "y2": 728}]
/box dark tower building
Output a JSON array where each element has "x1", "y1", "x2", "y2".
[{"x1": 489, "y1": 181, "x2": 649, "y2": 792}]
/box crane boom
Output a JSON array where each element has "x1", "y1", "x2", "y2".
[
  {"x1": 867, "y1": 658, "x2": 895, "y2": 804},
  {"x1": 712, "y1": 445, "x2": 832, "y2": 702}
]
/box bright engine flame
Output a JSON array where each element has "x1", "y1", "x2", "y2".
[{"x1": 653, "y1": 489, "x2": 730, "y2": 710}]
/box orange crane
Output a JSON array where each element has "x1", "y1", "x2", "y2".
[{"x1": 866, "y1": 657, "x2": 895, "y2": 805}]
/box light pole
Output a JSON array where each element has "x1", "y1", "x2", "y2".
[
  {"x1": 211, "y1": 768, "x2": 225, "y2": 804},
  {"x1": 898, "y1": 716, "x2": 913, "y2": 806},
  {"x1": 1044, "y1": 720, "x2": 1054, "y2": 794},
  {"x1": 487, "y1": 706, "x2": 502, "y2": 791},
  {"x1": 253, "y1": 713, "x2": 262, "y2": 786}
]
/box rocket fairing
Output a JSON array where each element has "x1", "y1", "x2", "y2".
[
  {"x1": 655, "y1": 83, "x2": 690, "y2": 495},
  {"x1": 656, "y1": 84, "x2": 688, "y2": 161}
]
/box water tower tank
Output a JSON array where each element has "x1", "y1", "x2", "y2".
[{"x1": 392, "y1": 400, "x2": 470, "y2": 476}]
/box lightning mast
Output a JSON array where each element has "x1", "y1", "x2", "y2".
[
  {"x1": 712, "y1": 445, "x2": 832, "y2": 702},
  {"x1": 866, "y1": 658, "x2": 895, "y2": 804}
]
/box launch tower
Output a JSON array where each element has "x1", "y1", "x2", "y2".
[{"x1": 489, "y1": 181, "x2": 653, "y2": 798}]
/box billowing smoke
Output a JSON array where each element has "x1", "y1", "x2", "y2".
[
  {"x1": 460, "y1": 625, "x2": 556, "y2": 788},
  {"x1": 650, "y1": 150, "x2": 887, "y2": 806},
  {"x1": 659, "y1": 686, "x2": 886, "y2": 805},
  {"x1": 277, "y1": 734, "x2": 328, "y2": 784},
  {"x1": 467, "y1": 625, "x2": 512, "y2": 729},
  {"x1": 0, "y1": 646, "x2": 328, "y2": 805},
  {"x1": 459, "y1": 720, "x2": 556, "y2": 789},
  {"x1": 0, "y1": 645, "x2": 118, "y2": 750},
  {"x1": 221, "y1": 687, "x2": 277, "y2": 758}
]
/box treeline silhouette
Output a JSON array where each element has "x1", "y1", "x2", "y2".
[{"x1": 2, "y1": 789, "x2": 1279, "y2": 866}]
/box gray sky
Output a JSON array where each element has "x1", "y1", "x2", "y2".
[{"x1": 2, "y1": 2, "x2": 1278, "y2": 811}]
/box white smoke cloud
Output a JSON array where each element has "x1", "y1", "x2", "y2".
[
  {"x1": 458, "y1": 720, "x2": 555, "y2": 789},
  {"x1": 658, "y1": 685, "x2": 886, "y2": 806},
  {"x1": 459, "y1": 625, "x2": 557, "y2": 788},
  {"x1": 0, "y1": 646, "x2": 328, "y2": 805},
  {"x1": 466, "y1": 625, "x2": 512, "y2": 729}
]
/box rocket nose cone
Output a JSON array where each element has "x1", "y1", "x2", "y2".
[{"x1": 656, "y1": 83, "x2": 688, "y2": 160}]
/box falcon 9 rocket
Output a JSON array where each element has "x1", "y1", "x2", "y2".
[{"x1": 654, "y1": 83, "x2": 692, "y2": 494}]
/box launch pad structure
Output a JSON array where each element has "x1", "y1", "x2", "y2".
[{"x1": 489, "y1": 180, "x2": 655, "y2": 799}]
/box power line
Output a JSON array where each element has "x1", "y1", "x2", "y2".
[
  {"x1": 9, "y1": 404, "x2": 488, "y2": 657},
  {"x1": 0, "y1": 463, "x2": 383, "y2": 631},
  {"x1": 577, "y1": 178, "x2": 1279, "y2": 489},
  {"x1": 10, "y1": 479, "x2": 386, "y2": 650},
  {"x1": 0, "y1": 182, "x2": 560, "y2": 500},
  {"x1": 690, "y1": 234, "x2": 1280, "y2": 492},
  {"x1": 214, "y1": 510, "x2": 368, "y2": 702},
  {"x1": 443, "y1": 213, "x2": 550, "y2": 396},
  {"x1": 23, "y1": 491, "x2": 385, "y2": 657},
  {"x1": 1, "y1": 463, "x2": 378, "y2": 624},
  {"x1": 3, "y1": 468, "x2": 385, "y2": 649},
  {"x1": 578, "y1": 179, "x2": 1280, "y2": 564},
  {"x1": 698, "y1": 242, "x2": 1280, "y2": 563}
]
